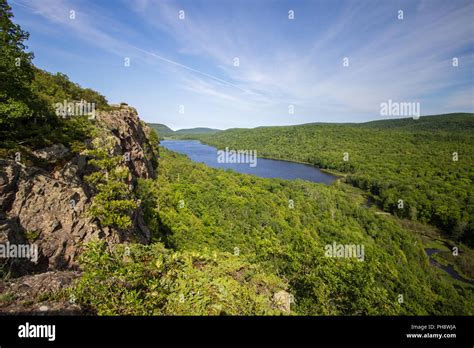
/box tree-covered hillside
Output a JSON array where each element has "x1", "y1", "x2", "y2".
[
  {"x1": 189, "y1": 114, "x2": 474, "y2": 246},
  {"x1": 356, "y1": 113, "x2": 474, "y2": 132},
  {"x1": 148, "y1": 123, "x2": 221, "y2": 140},
  {"x1": 0, "y1": 0, "x2": 109, "y2": 158},
  {"x1": 2, "y1": 0, "x2": 472, "y2": 316},
  {"x1": 175, "y1": 127, "x2": 221, "y2": 135},
  {"x1": 149, "y1": 123, "x2": 175, "y2": 139},
  {"x1": 94, "y1": 147, "x2": 471, "y2": 315}
]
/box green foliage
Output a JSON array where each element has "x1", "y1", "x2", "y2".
[
  {"x1": 190, "y1": 114, "x2": 474, "y2": 246},
  {"x1": 136, "y1": 178, "x2": 161, "y2": 239},
  {"x1": 2, "y1": 1, "x2": 471, "y2": 316},
  {"x1": 0, "y1": 1, "x2": 107, "y2": 150},
  {"x1": 174, "y1": 127, "x2": 221, "y2": 136},
  {"x1": 141, "y1": 123, "x2": 160, "y2": 169},
  {"x1": 148, "y1": 123, "x2": 220, "y2": 140},
  {"x1": 141, "y1": 148, "x2": 473, "y2": 315},
  {"x1": 25, "y1": 230, "x2": 39, "y2": 242},
  {"x1": 0, "y1": 0, "x2": 51, "y2": 129},
  {"x1": 148, "y1": 123, "x2": 175, "y2": 139},
  {"x1": 72, "y1": 241, "x2": 288, "y2": 315},
  {"x1": 84, "y1": 136, "x2": 138, "y2": 229},
  {"x1": 31, "y1": 69, "x2": 109, "y2": 110},
  {"x1": 0, "y1": 292, "x2": 14, "y2": 305}
]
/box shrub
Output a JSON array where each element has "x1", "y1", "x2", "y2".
[{"x1": 71, "y1": 242, "x2": 289, "y2": 315}]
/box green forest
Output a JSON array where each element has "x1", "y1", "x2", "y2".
[
  {"x1": 186, "y1": 115, "x2": 474, "y2": 247},
  {"x1": 1, "y1": 0, "x2": 109, "y2": 151},
  {"x1": 1, "y1": 0, "x2": 473, "y2": 315},
  {"x1": 72, "y1": 147, "x2": 474, "y2": 315},
  {"x1": 148, "y1": 123, "x2": 220, "y2": 140}
]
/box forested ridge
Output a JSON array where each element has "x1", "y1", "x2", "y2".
[
  {"x1": 148, "y1": 123, "x2": 220, "y2": 140},
  {"x1": 91, "y1": 147, "x2": 470, "y2": 315},
  {"x1": 186, "y1": 114, "x2": 474, "y2": 247},
  {"x1": 69, "y1": 147, "x2": 474, "y2": 315},
  {"x1": 1, "y1": 0, "x2": 473, "y2": 315}
]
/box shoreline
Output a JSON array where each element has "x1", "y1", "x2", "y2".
[{"x1": 163, "y1": 138, "x2": 347, "y2": 180}]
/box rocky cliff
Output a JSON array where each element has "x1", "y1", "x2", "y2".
[{"x1": 0, "y1": 105, "x2": 158, "y2": 313}]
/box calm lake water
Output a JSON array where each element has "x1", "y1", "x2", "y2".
[{"x1": 160, "y1": 140, "x2": 337, "y2": 185}]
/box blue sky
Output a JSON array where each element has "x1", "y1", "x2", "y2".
[{"x1": 9, "y1": 0, "x2": 474, "y2": 130}]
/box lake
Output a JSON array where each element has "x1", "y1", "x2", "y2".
[{"x1": 160, "y1": 140, "x2": 338, "y2": 185}]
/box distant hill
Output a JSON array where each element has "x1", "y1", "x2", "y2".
[
  {"x1": 175, "y1": 127, "x2": 221, "y2": 135},
  {"x1": 356, "y1": 113, "x2": 474, "y2": 132},
  {"x1": 148, "y1": 123, "x2": 176, "y2": 139},
  {"x1": 147, "y1": 124, "x2": 221, "y2": 139},
  {"x1": 184, "y1": 112, "x2": 474, "y2": 247}
]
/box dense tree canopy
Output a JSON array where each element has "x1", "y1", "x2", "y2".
[
  {"x1": 1, "y1": 0, "x2": 472, "y2": 316},
  {"x1": 188, "y1": 114, "x2": 474, "y2": 246},
  {"x1": 0, "y1": 0, "x2": 109, "y2": 146},
  {"x1": 0, "y1": 0, "x2": 50, "y2": 128},
  {"x1": 126, "y1": 147, "x2": 473, "y2": 315}
]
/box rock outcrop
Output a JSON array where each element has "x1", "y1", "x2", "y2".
[
  {"x1": 273, "y1": 290, "x2": 292, "y2": 313},
  {"x1": 0, "y1": 271, "x2": 83, "y2": 315},
  {"x1": 0, "y1": 105, "x2": 158, "y2": 280},
  {"x1": 96, "y1": 106, "x2": 157, "y2": 180}
]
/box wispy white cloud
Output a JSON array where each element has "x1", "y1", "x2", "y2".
[
  {"x1": 11, "y1": 0, "x2": 474, "y2": 127},
  {"x1": 125, "y1": 0, "x2": 474, "y2": 119}
]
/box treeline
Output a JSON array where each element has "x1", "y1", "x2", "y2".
[
  {"x1": 190, "y1": 115, "x2": 474, "y2": 246},
  {"x1": 119, "y1": 147, "x2": 473, "y2": 315},
  {"x1": 32, "y1": 69, "x2": 109, "y2": 111},
  {"x1": 0, "y1": 0, "x2": 108, "y2": 147},
  {"x1": 148, "y1": 123, "x2": 221, "y2": 140}
]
